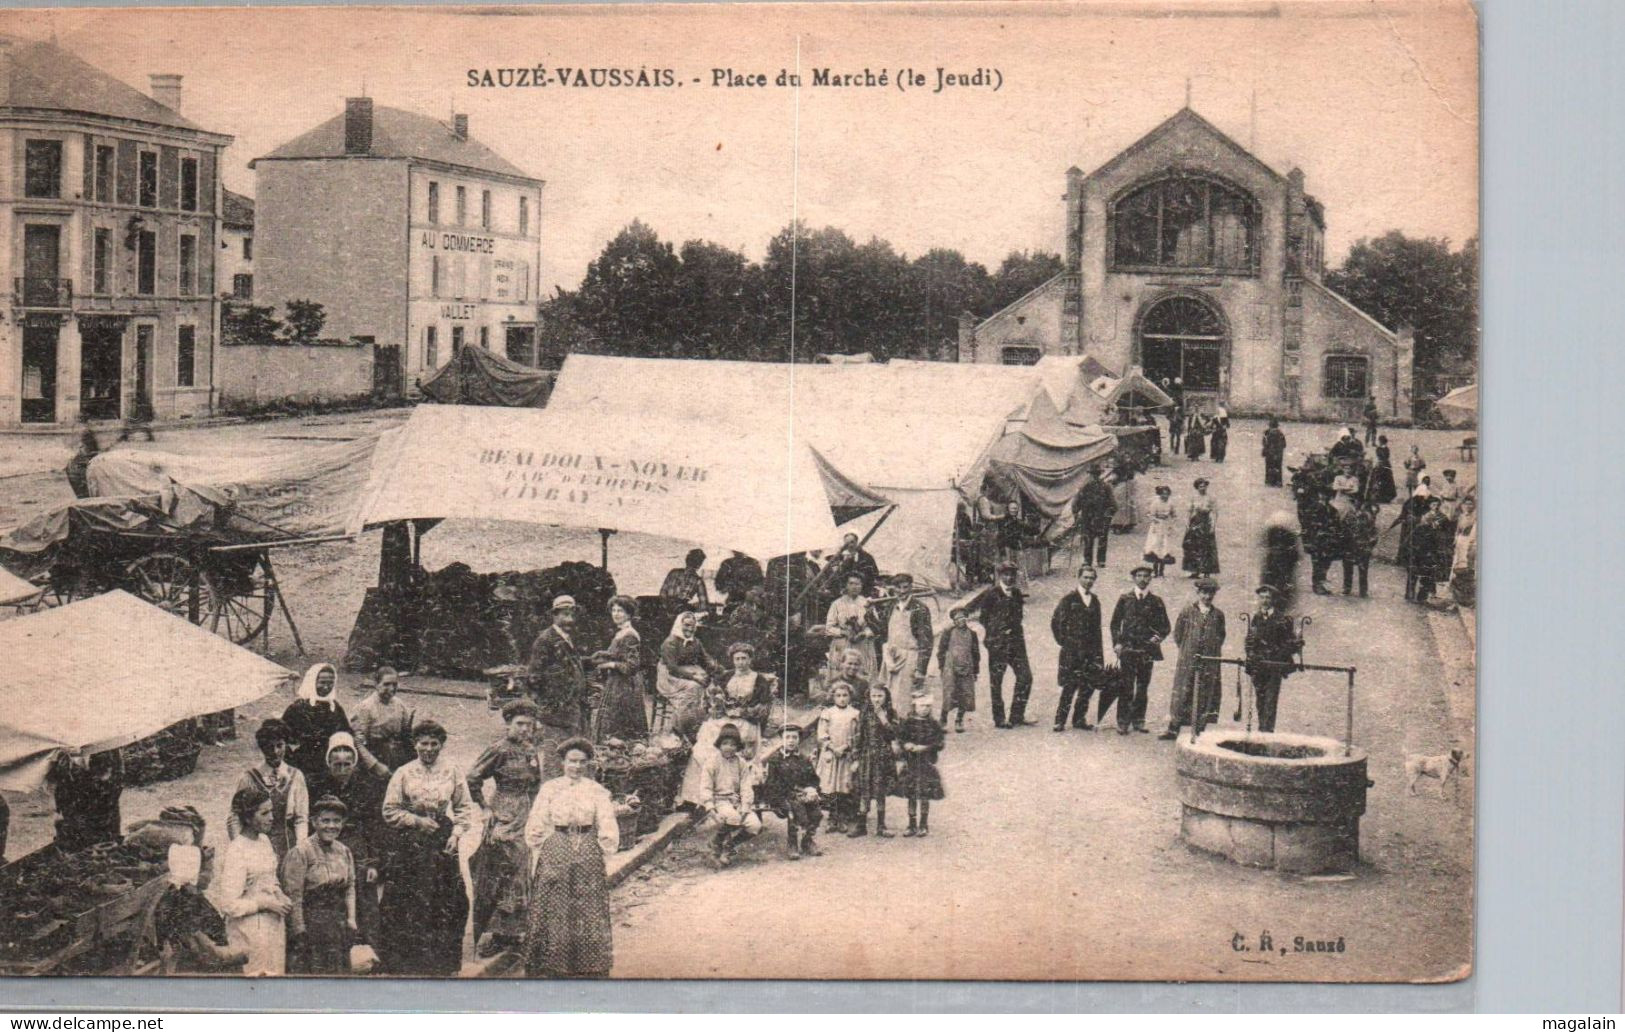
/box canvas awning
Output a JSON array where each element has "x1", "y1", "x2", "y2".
[
  {"x1": 0, "y1": 591, "x2": 294, "y2": 791},
  {"x1": 1434, "y1": 383, "x2": 1478, "y2": 426},
  {"x1": 86, "y1": 434, "x2": 391, "y2": 541},
  {"x1": 421, "y1": 345, "x2": 555, "y2": 408},
  {"x1": 349, "y1": 404, "x2": 873, "y2": 559},
  {"x1": 0, "y1": 565, "x2": 41, "y2": 605}
]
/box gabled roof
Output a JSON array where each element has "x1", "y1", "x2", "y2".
[
  {"x1": 0, "y1": 36, "x2": 222, "y2": 136},
  {"x1": 253, "y1": 104, "x2": 537, "y2": 182},
  {"x1": 1085, "y1": 107, "x2": 1283, "y2": 187},
  {"x1": 222, "y1": 189, "x2": 254, "y2": 230}
]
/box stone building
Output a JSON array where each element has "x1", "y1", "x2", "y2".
[
  {"x1": 218, "y1": 188, "x2": 253, "y2": 302},
  {"x1": 0, "y1": 37, "x2": 232, "y2": 425},
  {"x1": 959, "y1": 108, "x2": 1412, "y2": 422},
  {"x1": 241, "y1": 98, "x2": 543, "y2": 402}
]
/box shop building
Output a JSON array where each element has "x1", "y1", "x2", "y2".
[
  {"x1": 245, "y1": 98, "x2": 543, "y2": 398},
  {"x1": 0, "y1": 37, "x2": 232, "y2": 425},
  {"x1": 960, "y1": 108, "x2": 1413, "y2": 422}
]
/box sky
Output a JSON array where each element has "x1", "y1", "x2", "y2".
[{"x1": 4, "y1": 1, "x2": 1478, "y2": 296}]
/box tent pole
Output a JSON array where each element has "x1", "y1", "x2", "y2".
[{"x1": 790, "y1": 504, "x2": 898, "y2": 615}]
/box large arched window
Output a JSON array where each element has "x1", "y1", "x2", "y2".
[{"x1": 1112, "y1": 174, "x2": 1258, "y2": 273}]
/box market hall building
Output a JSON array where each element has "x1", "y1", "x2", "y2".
[
  {"x1": 959, "y1": 108, "x2": 1413, "y2": 422},
  {"x1": 0, "y1": 37, "x2": 232, "y2": 426},
  {"x1": 244, "y1": 98, "x2": 543, "y2": 399}
]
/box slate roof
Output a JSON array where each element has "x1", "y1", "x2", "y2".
[
  {"x1": 222, "y1": 189, "x2": 254, "y2": 229},
  {"x1": 253, "y1": 104, "x2": 536, "y2": 182},
  {"x1": 0, "y1": 36, "x2": 220, "y2": 136}
]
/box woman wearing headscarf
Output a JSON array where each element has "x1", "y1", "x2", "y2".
[
  {"x1": 523, "y1": 737, "x2": 619, "y2": 978},
  {"x1": 225, "y1": 719, "x2": 308, "y2": 862},
  {"x1": 591, "y1": 596, "x2": 649, "y2": 742},
  {"x1": 380, "y1": 720, "x2": 474, "y2": 975},
  {"x1": 656, "y1": 611, "x2": 722, "y2": 738},
  {"x1": 282, "y1": 664, "x2": 354, "y2": 783},
  {"x1": 1392, "y1": 478, "x2": 1433, "y2": 587},
  {"x1": 467, "y1": 699, "x2": 543, "y2": 959},
  {"x1": 1181, "y1": 478, "x2": 1220, "y2": 577},
  {"x1": 214, "y1": 784, "x2": 293, "y2": 976},
  {"x1": 156, "y1": 844, "x2": 247, "y2": 974},
  {"x1": 281, "y1": 795, "x2": 358, "y2": 975},
  {"x1": 306, "y1": 732, "x2": 385, "y2": 950}
]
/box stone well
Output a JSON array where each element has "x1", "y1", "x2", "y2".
[{"x1": 1174, "y1": 731, "x2": 1369, "y2": 875}]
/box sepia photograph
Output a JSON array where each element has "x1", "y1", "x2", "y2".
[{"x1": 0, "y1": 0, "x2": 1478, "y2": 985}]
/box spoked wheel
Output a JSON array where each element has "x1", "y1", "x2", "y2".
[
  {"x1": 31, "y1": 570, "x2": 94, "y2": 610},
  {"x1": 200, "y1": 558, "x2": 272, "y2": 645},
  {"x1": 124, "y1": 551, "x2": 206, "y2": 623}
]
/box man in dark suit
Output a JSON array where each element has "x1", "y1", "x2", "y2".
[
  {"x1": 827, "y1": 532, "x2": 880, "y2": 595},
  {"x1": 1050, "y1": 565, "x2": 1105, "y2": 731},
  {"x1": 526, "y1": 595, "x2": 588, "y2": 776},
  {"x1": 1109, "y1": 564, "x2": 1171, "y2": 735},
  {"x1": 1244, "y1": 585, "x2": 1301, "y2": 733},
  {"x1": 1070, "y1": 466, "x2": 1118, "y2": 569},
  {"x1": 965, "y1": 560, "x2": 1034, "y2": 728}
]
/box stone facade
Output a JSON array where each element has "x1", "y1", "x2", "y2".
[
  {"x1": 0, "y1": 39, "x2": 232, "y2": 425},
  {"x1": 960, "y1": 108, "x2": 1412, "y2": 422}
]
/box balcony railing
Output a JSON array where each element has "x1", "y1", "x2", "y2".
[{"x1": 14, "y1": 277, "x2": 72, "y2": 309}]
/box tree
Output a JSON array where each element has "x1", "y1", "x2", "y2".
[
  {"x1": 280, "y1": 300, "x2": 327, "y2": 344},
  {"x1": 671, "y1": 240, "x2": 754, "y2": 359},
  {"x1": 222, "y1": 302, "x2": 282, "y2": 347},
  {"x1": 1323, "y1": 232, "x2": 1478, "y2": 386},
  {"x1": 986, "y1": 250, "x2": 1067, "y2": 314},
  {"x1": 911, "y1": 248, "x2": 991, "y2": 358},
  {"x1": 574, "y1": 220, "x2": 681, "y2": 357}
]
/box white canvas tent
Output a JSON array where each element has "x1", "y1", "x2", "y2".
[
  {"x1": 348, "y1": 403, "x2": 875, "y2": 560},
  {"x1": 0, "y1": 591, "x2": 294, "y2": 791},
  {"x1": 0, "y1": 565, "x2": 41, "y2": 606},
  {"x1": 1434, "y1": 383, "x2": 1478, "y2": 427},
  {"x1": 546, "y1": 354, "x2": 1104, "y2": 588}
]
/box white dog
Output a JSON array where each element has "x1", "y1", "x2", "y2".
[{"x1": 1405, "y1": 748, "x2": 1467, "y2": 796}]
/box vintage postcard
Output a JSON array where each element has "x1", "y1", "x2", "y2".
[{"x1": 0, "y1": 0, "x2": 1477, "y2": 983}]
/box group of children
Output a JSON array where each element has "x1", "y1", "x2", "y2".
[{"x1": 698, "y1": 679, "x2": 949, "y2": 866}]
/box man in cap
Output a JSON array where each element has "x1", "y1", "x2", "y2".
[
  {"x1": 1363, "y1": 395, "x2": 1381, "y2": 446},
  {"x1": 1070, "y1": 465, "x2": 1118, "y2": 569},
  {"x1": 1109, "y1": 564, "x2": 1171, "y2": 734},
  {"x1": 1051, "y1": 565, "x2": 1105, "y2": 732},
  {"x1": 965, "y1": 560, "x2": 1034, "y2": 728},
  {"x1": 1160, "y1": 578, "x2": 1226, "y2": 739},
  {"x1": 1262, "y1": 418, "x2": 1288, "y2": 487},
  {"x1": 1243, "y1": 585, "x2": 1301, "y2": 733},
  {"x1": 527, "y1": 595, "x2": 588, "y2": 777}
]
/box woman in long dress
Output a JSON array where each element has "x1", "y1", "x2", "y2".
[
  {"x1": 1368, "y1": 435, "x2": 1398, "y2": 505},
  {"x1": 281, "y1": 794, "x2": 358, "y2": 975},
  {"x1": 281, "y1": 664, "x2": 353, "y2": 784},
  {"x1": 1209, "y1": 418, "x2": 1229, "y2": 462},
  {"x1": 524, "y1": 737, "x2": 619, "y2": 978},
  {"x1": 1181, "y1": 478, "x2": 1220, "y2": 576},
  {"x1": 467, "y1": 699, "x2": 542, "y2": 958},
  {"x1": 592, "y1": 596, "x2": 649, "y2": 742},
  {"x1": 379, "y1": 720, "x2": 474, "y2": 976},
  {"x1": 656, "y1": 612, "x2": 722, "y2": 738},
  {"x1": 823, "y1": 573, "x2": 876, "y2": 680},
  {"x1": 1184, "y1": 413, "x2": 1208, "y2": 461},
  {"x1": 214, "y1": 785, "x2": 293, "y2": 977},
  {"x1": 1143, "y1": 485, "x2": 1178, "y2": 577}
]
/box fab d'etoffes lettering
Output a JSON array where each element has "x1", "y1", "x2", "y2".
[{"x1": 480, "y1": 449, "x2": 712, "y2": 497}]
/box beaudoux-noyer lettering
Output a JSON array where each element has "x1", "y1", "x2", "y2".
[{"x1": 478, "y1": 449, "x2": 708, "y2": 482}]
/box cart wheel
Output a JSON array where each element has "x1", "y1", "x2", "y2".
[
  {"x1": 124, "y1": 552, "x2": 204, "y2": 623},
  {"x1": 201, "y1": 564, "x2": 272, "y2": 645},
  {"x1": 32, "y1": 570, "x2": 94, "y2": 610}
]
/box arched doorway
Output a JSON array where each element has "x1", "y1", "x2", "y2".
[{"x1": 1136, "y1": 294, "x2": 1228, "y2": 400}]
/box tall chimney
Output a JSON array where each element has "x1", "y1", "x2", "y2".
[
  {"x1": 452, "y1": 113, "x2": 468, "y2": 140},
  {"x1": 344, "y1": 97, "x2": 374, "y2": 155},
  {"x1": 149, "y1": 73, "x2": 182, "y2": 113}
]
